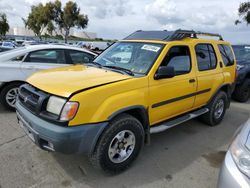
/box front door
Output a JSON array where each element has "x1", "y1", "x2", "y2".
[{"x1": 149, "y1": 45, "x2": 197, "y2": 125}]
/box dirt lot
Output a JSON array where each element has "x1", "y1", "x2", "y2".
[{"x1": 0, "y1": 100, "x2": 249, "y2": 188}]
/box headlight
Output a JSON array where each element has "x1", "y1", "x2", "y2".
[
  {"x1": 230, "y1": 135, "x2": 250, "y2": 178},
  {"x1": 237, "y1": 64, "x2": 245, "y2": 71},
  {"x1": 46, "y1": 96, "x2": 66, "y2": 115},
  {"x1": 60, "y1": 102, "x2": 79, "y2": 121},
  {"x1": 46, "y1": 96, "x2": 79, "y2": 121}
]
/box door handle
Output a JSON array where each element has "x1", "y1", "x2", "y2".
[
  {"x1": 189, "y1": 79, "x2": 196, "y2": 83},
  {"x1": 219, "y1": 61, "x2": 223, "y2": 68}
]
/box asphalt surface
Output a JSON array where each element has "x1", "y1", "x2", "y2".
[{"x1": 0, "y1": 100, "x2": 249, "y2": 188}]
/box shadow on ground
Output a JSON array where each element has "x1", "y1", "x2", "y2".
[{"x1": 51, "y1": 105, "x2": 250, "y2": 188}]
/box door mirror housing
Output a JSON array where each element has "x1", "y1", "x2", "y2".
[{"x1": 155, "y1": 66, "x2": 176, "y2": 80}]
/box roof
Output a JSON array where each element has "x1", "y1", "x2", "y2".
[
  {"x1": 24, "y1": 44, "x2": 97, "y2": 56},
  {"x1": 124, "y1": 29, "x2": 224, "y2": 42}
]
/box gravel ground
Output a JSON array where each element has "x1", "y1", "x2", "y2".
[{"x1": 0, "y1": 100, "x2": 249, "y2": 188}]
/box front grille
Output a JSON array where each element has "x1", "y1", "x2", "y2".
[{"x1": 18, "y1": 84, "x2": 49, "y2": 114}]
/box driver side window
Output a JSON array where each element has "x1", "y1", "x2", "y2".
[{"x1": 161, "y1": 46, "x2": 191, "y2": 76}]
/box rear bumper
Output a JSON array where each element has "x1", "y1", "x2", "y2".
[
  {"x1": 16, "y1": 101, "x2": 108, "y2": 154},
  {"x1": 217, "y1": 151, "x2": 250, "y2": 188}
]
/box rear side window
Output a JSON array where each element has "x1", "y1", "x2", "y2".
[
  {"x1": 26, "y1": 49, "x2": 66, "y2": 64},
  {"x1": 219, "y1": 45, "x2": 235, "y2": 66},
  {"x1": 161, "y1": 46, "x2": 191, "y2": 75},
  {"x1": 195, "y1": 44, "x2": 217, "y2": 71},
  {"x1": 68, "y1": 50, "x2": 95, "y2": 64}
]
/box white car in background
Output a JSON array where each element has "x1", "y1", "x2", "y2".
[{"x1": 0, "y1": 44, "x2": 97, "y2": 110}]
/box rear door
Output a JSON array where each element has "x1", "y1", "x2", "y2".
[
  {"x1": 21, "y1": 49, "x2": 68, "y2": 78},
  {"x1": 193, "y1": 43, "x2": 224, "y2": 108},
  {"x1": 218, "y1": 44, "x2": 236, "y2": 84},
  {"x1": 66, "y1": 50, "x2": 96, "y2": 64}
]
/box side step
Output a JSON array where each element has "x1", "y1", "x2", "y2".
[{"x1": 150, "y1": 108, "x2": 209, "y2": 134}]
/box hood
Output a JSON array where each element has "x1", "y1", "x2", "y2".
[{"x1": 27, "y1": 65, "x2": 131, "y2": 98}]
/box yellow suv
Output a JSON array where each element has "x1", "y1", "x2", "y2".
[{"x1": 16, "y1": 30, "x2": 236, "y2": 173}]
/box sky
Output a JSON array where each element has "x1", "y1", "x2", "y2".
[{"x1": 0, "y1": 0, "x2": 250, "y2": 44}]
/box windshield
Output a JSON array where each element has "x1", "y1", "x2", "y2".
[
  {"x1": 93, "y1": 42, "x2": 164, "y2": 74},
  {"x1": 233, "y1": 45, "x2": 250, "y2": 62}
]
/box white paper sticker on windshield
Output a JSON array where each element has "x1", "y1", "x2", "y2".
[{"x1": 141, "y1": 45, "x2": 160, "y2": 52}]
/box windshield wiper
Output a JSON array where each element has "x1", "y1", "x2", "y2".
[
  {"x1": 103, "y1": 65, "x2": 134, "y2": 76},
  {"x1": 87, "y1": 61, "x2": 102, "y2": 68}
]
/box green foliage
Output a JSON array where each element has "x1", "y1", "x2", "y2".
[
  {"x1": 0, "y1": 13, "x2": 9, "y2": 40},
  {"x1": 53, "y1": 0, "x2": 88, "y2": 43},
  {"x1": 236, "y1": 1, "x2": 250, "y2": 25},
  {"x1": 23, "y1": 3, "x2": 54, "y2": 38},
  {"x1": 24, "y1": 1, "x2": 89, "y2": 43},
  {"x1": 47, "y1": 21, "x2": 55, "y2": 36}
]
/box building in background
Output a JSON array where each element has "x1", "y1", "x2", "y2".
[{"x1": 7, "y1": 27, "x2": 97, "y2": 39}]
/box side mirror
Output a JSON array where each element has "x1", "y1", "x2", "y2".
[{"x1": 155, "y1": 66, "x2": 175, "y2": 80}]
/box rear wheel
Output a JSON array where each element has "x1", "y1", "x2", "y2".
[
  {"x1": 200, "y1": 91, "x2": 227, "y2": 126},
  {"x1": 90, "y1": 114, "x2": 144, "y2": 174},
  {"x1": 0, "y1": 83, "x2": 22, "y2": 111},
  {"x1": 232, "y1": 79, "x2": 250, "y2": 103}
]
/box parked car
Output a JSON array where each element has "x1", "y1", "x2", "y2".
[
  {"x1": 88, "y1": 41, "x2": 109, "y2": 51},
  {"x1": 0, "y1": 45, "x2": 97, "y2": 110},
  {"x1": 218, "y1": 119, "x2": 250, "y2": 188},
  {"x1": 15, "y1": 30, "x2": 236, "y2": 173},
  {"x1": 232, "y1": 45, "x2": 250, "y2": 102},
  {"x1": 0, "y1": 47, "x2": 12, "y2": 53},
  {"x1": 0, "y1": 41, "x2": 17, "y2": 49}
]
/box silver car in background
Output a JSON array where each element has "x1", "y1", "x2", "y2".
[
  {"x1": 218, "y1": 119, "x2": 250, "y2": 188},
  {"x1": 0, "y1": 44, "x2": 97, "y2": 110}
]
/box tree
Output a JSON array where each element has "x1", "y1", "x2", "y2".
[
  {"x1": 47, "y1": 21, "x2": 55, "y2": 36},
  {"x1": 235, "y1": 1, "x2": 250, "y2": 25},
  {"x1": 53, "y1": 0, "x2": 88, "y2": 43},
  {"x1": 23, "y1": 3, "x2": 54, "y2": 39},
  {"x1": 0, "y1": 13, "x2": 9, "y2": 40}
]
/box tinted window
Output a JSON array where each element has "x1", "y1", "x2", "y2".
[
  {"x1": 219, "y1": 45, "x2": 235, "y2": 66},
  {"x1": 27, "y1": 49, "x2": 66, "y2": 64},
  {"x1": 161, "y1": 46, "x2": 191, "y2": 75},
  {"x1": 68, "y1": 50, "x2": 95, "y2": 64},
  {"x1": 195, "y1": 44, "x2": 217, "y2": 71}
]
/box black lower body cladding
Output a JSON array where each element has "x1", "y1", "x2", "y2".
[{"x1": 15, "y1": 101, "x2": 108, "y2": 154}]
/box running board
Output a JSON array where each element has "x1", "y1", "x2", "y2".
[{"x1": 150, "y1": 108, "x2": 209, "y2": 134}]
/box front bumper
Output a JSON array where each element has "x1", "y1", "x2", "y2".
[
  {"x1": 217, "y1": 151, "x2": 250, "y2": 188},
  {"x1": 16, "y1": 101, "x2": 108, "y2": 154}
]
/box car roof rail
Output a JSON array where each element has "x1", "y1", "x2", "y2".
[{"x1": 124, "y1": 29, "x2": 224, "y2": 41}]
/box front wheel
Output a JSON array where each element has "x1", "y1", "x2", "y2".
[
  {"x1": 200, "y1": 91, "x2": 228, "y2": 126},
  {"x1": 0, "y1": 83, "x2": 22, "y2": 111},
  {"x1": 232, "y1": 79, "x2": 250, "y2": 103},
  {"x1": 90, "y1": 114, "x2": 144, "y2": 174}
]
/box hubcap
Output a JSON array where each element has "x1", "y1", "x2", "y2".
[
  {"x1": 108, "y1": 130, "x2": 136, "y2": 163},
  {"x1": 6, "y1": 88, "x2": 19, "y2": 108},
  {"x1": 214, "y1": 99, "x2": 224, "y2": 119}
]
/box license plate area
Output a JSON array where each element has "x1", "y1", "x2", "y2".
[
  {"x1": 18, "y1": 119, "x2": 35, "y2": 142},
  {"x1": 17, "y1": 112, "x2": 37, "y2": 143}
]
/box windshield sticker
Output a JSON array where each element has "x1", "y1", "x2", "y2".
[{"x1": 141, "y1": 45, "x2": 160, "y2": 52}]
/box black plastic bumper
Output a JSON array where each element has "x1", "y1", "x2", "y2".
[{"x1": 16, "y1": 101, "x2": 108, "y2": 154}]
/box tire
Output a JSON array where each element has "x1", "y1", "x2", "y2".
[
  {"x1": 90, "y1": 114, "x2": 144, "y2": 174},
  {"x1": 0, "y1": 83, "x2": 22, "y2": 111},
  {"x1": 232, "y1": 79, "x2": 250, "y2": 103},
  {"x1": 200, "y1": 91, "x2": 228, "y2": 126}
]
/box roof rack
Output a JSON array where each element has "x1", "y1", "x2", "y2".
[{"x1": 124, "y1": 29, "x2": 224, "y2": 41}]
